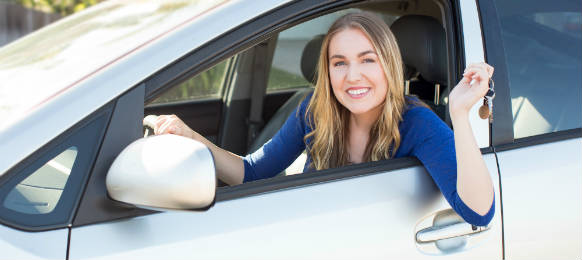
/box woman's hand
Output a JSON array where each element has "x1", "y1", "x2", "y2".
[
  {"x1": 448, "y1": 62, "x2": 494, "y2": 121},
  {"x1": 148, "y1": 114, "x2": 245, "y2": 185},
  {"x1": 149, "y1": 114, "x2": 198, "y2": 140}
]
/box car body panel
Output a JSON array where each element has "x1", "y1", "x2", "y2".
[
  {"x1": 69, "y1": 154, "x2": 502, "y2": 259},
  {"x1": 497, "y1": 137, "x2": 582, "y2": 259},
  {"x1": 0, "y1": 226, "x2": 67, "y2": 259}
]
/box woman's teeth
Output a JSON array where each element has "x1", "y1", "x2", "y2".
[{"x1": 348, "y1": 88, "x2": 369, "y2": 95}]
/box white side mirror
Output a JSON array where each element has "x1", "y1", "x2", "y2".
[{"x1": 106, "y1": 134, "x2": 216, "y2": 211}]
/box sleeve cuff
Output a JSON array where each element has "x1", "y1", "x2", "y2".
[{"x1": 453, "y1": 193, "x2": 495, "y2": 227}]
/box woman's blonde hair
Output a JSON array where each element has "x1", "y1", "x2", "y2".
[{"x1": 305, "y1": 12, "x2": 406, "y2": 170}]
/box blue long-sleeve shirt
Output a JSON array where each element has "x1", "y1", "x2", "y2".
[{"x1": 243, "y1": 95, "x2": 494, "y2": 226}]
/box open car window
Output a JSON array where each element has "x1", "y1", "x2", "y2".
[{"x1": 149, "y1": 1, "x2": 453, "y2": 187}]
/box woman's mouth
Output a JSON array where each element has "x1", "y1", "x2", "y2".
[{"x1": 346, "y1": 87, "x2": 370, "y2": 98}]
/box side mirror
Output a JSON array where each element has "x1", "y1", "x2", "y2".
[{"x1": 106, "y1": 135, "x2": 216, "y2": 211}]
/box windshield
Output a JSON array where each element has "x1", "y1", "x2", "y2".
[{"x1": 0, "y1": 0, "x2": 226, "y2": 129}]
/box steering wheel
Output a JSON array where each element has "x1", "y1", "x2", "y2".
[{"x1": 143, "y1": 115, "x2": 158, "y2": 137}]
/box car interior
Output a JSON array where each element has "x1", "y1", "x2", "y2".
[{"x1": 144, "y1": 0, "x2": 453, "y2": 184}]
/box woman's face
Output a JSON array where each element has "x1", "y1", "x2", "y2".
[{"x1": 328, "y1": 28, "x2": 388, "y2": 117}]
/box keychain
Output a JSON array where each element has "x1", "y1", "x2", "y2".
[{"x1": 478, "y1": 79, "x2": 495, "y2": 122}]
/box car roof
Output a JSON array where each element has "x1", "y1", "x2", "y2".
[{"x1": 0, "y1": 0, "x2": 290, "y2": 176}]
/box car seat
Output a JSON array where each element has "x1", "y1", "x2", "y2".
[
  {"x1": 245, "y1": 35, "x2": 323, "y2": 175},
  {"x1": 247, "y1": 35, "x2": 323, "y2": 154},
  {"x1": 391, "y1": 15, "x2": 448, "y2": 119}
]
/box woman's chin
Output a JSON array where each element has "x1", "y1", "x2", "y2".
[{"x1": 345, "y1": 105, "x2": 377, "y2": 116}]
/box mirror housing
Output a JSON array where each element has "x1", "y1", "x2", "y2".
[{"x1": 106, "y1": 135, "x2": 216, "y2": 211}]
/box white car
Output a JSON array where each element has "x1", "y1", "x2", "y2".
[{"x1": 0, "y1": 0, "x2": 580, "y2": 259}]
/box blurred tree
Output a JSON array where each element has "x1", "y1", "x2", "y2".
[
  {"x1": 10, "y1": 0, "x2": 102, "y2": 15},
  {"x1": 152, "y1": 59, "x2": 230, "y2": 104}
]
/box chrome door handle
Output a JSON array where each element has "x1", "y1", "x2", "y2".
[{"x1": 416, "y1": 222, "x2": 489, "y2": 243}]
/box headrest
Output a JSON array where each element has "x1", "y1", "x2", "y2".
[
  {"x1": 391, "y1": 15, "x2": 447, "y2": 85},
  {"x1": 301, "y1": 34, "x2": 325, "y2": 83}
]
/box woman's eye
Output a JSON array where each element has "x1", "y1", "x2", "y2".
[
  {"x1": 363, "y1": 58, "x2": 375, "y2": 63},
  {"x1": 333, "y1": 61, "x2": 346, "y2": 67}
]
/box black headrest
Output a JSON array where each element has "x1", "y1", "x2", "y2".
[
  {"x1": 300, "y1": 34, "x2": 325, "y2": 83},
  {"x1": 391, "y1": 15, "x2": 447, "y2": 85}
]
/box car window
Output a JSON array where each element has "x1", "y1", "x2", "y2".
[
  {"x1": 151, "y1": 58, "x2": 231, "y2": 104},
  {"x1": 495, "y1": 1, "x2": 582, "y2": 139},
  {"x1": 0, "y1": 111, "x2": 108, "y2": 230},
  {"x1": 3, "y1": 147, "x2": 78, "y2": 214}
]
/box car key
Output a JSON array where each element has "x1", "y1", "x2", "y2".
[{"x1": 478, "y1": 79, "x2": 495, "y2": 121}]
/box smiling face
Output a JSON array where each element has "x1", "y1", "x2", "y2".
[{"x1": 328, "y1": 28, "x2": 388, "y2": 117}]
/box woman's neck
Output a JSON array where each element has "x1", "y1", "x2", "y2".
[
  {"x1": 347, "y1": 105, "x2": 382, "y2": 163},
  {"x1": 349, "y1": 105, "x2": 382, "y2": 131}
]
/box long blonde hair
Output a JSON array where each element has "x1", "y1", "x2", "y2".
[{"x1": 305, "y1": 12, "x2": 406, "y2": 170}]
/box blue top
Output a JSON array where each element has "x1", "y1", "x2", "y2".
[{"x1": 243, "y1": 95, "x2": 494, "y2": 226}]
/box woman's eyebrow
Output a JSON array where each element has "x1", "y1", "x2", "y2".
[
  {"x1": 329, "y1": 54, "x2": 345, "y2": 60},
  {"x1": 358, "y1": 50, "x2": 376, "y2": 57},
  {"x1": 329, "y1": 50, "x2": 377, "y2": 60}
]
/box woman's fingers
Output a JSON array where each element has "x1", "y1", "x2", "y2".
[
  {"x1": 155, "y1": 115, "x2": 179, "y2": 135},
  {"x1": 450, "y1": 63, "x2": 495, "y2": 117},
  {"x1": 465, "y1": 62, "x2": 494, "y2": 77},
  {"x1": 464, "y1": 67, "x2": 490, "y2": 86},
  {"x1": 457, "y1": 66, "x2": 491, "y2": 106}
]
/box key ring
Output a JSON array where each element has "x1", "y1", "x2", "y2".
[
  {"x1": 479, "y1": 78, "x2": 495, "y2": 121},
  {"x1": 486, "y1": 78, "x2": 495, "y2": 98}
]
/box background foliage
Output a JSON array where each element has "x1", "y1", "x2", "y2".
[{"x1": 11, "y1": 0, "x2": 101, "y2": 15}]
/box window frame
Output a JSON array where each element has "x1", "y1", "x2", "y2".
[{"x1": 145, "y1": 0, "x2": 463, "y2": 199}]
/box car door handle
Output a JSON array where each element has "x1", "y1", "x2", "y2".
[{"x1": 415, "y1": 222, "x2": 490, "y2": 243}]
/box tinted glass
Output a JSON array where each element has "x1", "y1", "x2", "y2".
[
  {"x1": 151, "y1": 58, "x2": 231, "y2": 104},
  {"x1": 495, "y1": 1, "x2": 582, "y2": 138},
  {"x1": 4, "y1": 147, "x2": 78, "y2": 214}
]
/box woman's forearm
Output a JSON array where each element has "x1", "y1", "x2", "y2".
[
  {"x1": 191, "y1": 132, "x2": 245, "y2": 186},
  {"x1": 451, "y1": 113, "x2": 495, "y2": 216}
]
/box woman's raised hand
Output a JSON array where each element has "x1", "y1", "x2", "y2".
[{"x1": 448, "y1": 62, "x2": 494, "y2": 120}]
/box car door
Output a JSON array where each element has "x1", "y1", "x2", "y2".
[
  {"x1": 479, "y1": 0, "x2": 582, "y2": 259},
  {"x1": 68, "y1": 0, "x2": 503, "y2": 259}
]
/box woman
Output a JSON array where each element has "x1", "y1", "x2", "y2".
[{"x1": 152, "y1": 13, "x2": 495, "y2": 226}]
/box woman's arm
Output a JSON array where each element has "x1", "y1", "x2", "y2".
[
  {"x1": 448, "y1": 62, "x2": 495, "y2": 216},
  {"x1": 153, "y1": 115, "x2": 244, "y2": 185}
]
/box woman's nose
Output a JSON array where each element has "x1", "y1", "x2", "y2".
[{"x1": 346, "y1": 63, "x2": 362, "y2": 82}]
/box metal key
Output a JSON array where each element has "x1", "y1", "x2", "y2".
[{"x1": 478, "y1": 79, "x2": 495, "y2": 122}]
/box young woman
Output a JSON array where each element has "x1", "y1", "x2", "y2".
[{"x1": 152, "y1": 13, "x2": 495, "y2": 226}]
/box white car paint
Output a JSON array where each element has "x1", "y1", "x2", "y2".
[
  {"x1": 0, "y1": 227, "x2": 68, "y2": 259},
  {"x1": 497, "y1": 138, "x2": 582, "y2": 259},
  {"x1": 70, "y1": 155, "x2": 502, "y2": 259}
]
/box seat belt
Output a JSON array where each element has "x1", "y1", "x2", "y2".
[{"x1": 247, "y1": 42, "x2": 269, "y2": 147}]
